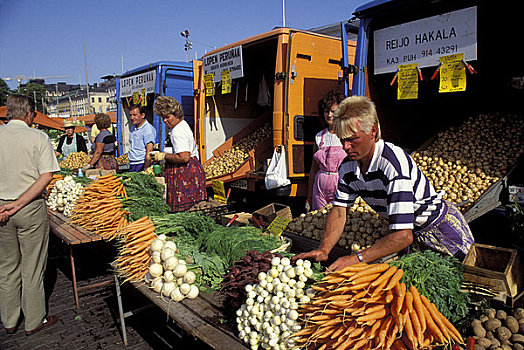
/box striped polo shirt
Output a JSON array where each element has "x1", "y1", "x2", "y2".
[{"x1": 333, "y1": 139, "x2": 444, "y2": 231}]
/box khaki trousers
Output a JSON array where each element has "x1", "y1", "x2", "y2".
[{"x1": 0, "y1": 198, "x2": 49, "y2": 331}]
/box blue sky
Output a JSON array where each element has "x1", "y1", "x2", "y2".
[{"x1": 0, "y1": 0, "x2": 369, "y2": 90}]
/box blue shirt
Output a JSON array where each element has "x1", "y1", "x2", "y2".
[
  {"x1": 334, "y1": 139, "x2": 444, "y2": 231},
  {"x1": 128, "y1": 121, "x2": 156, "y2": 164}
]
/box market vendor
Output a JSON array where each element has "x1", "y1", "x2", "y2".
[
  {"x1": 293, "y1": 96, "x2": 474, "y2": 271},
  {"x1": 81, "y1": 113, "x2": 117, "y2": 171},
  {"x1": 55, "y1": 120, "x2": 88, "y2": 159},
  {"x1": 128, "y1": 104, "x2": 156, "y2": 172},
  {"x1": 150, "y1": 96, "x2": 206, "y2": 211}
]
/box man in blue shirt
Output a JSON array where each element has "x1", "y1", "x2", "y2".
[{"x1": 128, "y1": 105, "x2": 156, "y2": 172}]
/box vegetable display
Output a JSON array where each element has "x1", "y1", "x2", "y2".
[
  {"x1": 468, "y1": 307, "x2": 524, "y2": 350},
  {"x1": 45, "y1": 174, "x2": 63, "y2": 197},
  {"x1": 204, "y1": 122, "x2": 272, "y2": 179},
  {"x1": 294, "y1": 263, "x2": 463, "y2": 350},
  {"x1": 59, "y1": 151, "x2": 90, "y2": 170},
  {"x1": 412, "y1": 113, "x2": 524, "y2": 211},
  {"x1": 46, "y1": 175, "x2": 84, "y2": 217},
  {"x1": 287, "y1": 199, "x2": 389, "y2": 252},
  {"x1": 235, "y1": 257, "x2": 317, "y2": 350},
  {"x1": 120, "y1": 172, "x2": 169, "y2": 221}
]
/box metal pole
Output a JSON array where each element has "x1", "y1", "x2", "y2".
[
  {"x1": 84, "y1": 43, "x2": 91, "y2": 114},
  {"x1": 282, "y1": 0, "x2": 286, "y2": 27}
]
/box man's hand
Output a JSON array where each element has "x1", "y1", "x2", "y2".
[
  {"x1": 81, "y1": 164, "x2": 92, "y2": 172},
  {"x1": 292, "y1": 249, "x2": 329, "y2": 264},
  {"x1": 150, "y1": 152, "x2": 165, "y2": 163},
  {"x1": 0, "y1": 202, "x2": 20, "y2": 222},
  {"x1": 326, "y1": 255, "x2": 360, "y2": 272}
]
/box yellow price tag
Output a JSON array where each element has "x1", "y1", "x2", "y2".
[
  {"x1": 204, "y1": 74, "x2": 215, "y2": 97},
  {"x1": 266, "y1": 215, "x2": 290, "y2": 236},
  {"x1": 212, "y1": 179, "x2": 227, "y2": 204},
  {"x1": 132, "y1": 91, "x2": 139, "y2": 104},
  {"x1": 397, "y1": 63, "x2": 418, "y2": 100},
  {"x1": 221, "y1": 70, "x2": 231, "y2": 94},
  {"x1": 439, "y1": 53, "x2": 466, "y2": 93},
  {"x1": 141, "y1": 88, "x2": 147, "y2": 106}
]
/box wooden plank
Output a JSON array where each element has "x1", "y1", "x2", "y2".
[
  {"x1": 52, "y1": 211, "x2": 101, "y2": 241},
  {"x1": 133, "y1": 283, "x2": 247, "y2": 350},
  {"x1": 47, "y1": 210, "x2": 102, "y2": 245}
]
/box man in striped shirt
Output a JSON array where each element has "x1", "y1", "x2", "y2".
[{"x1": 294, "y1": 96, "x2": 474, "y2": 271}]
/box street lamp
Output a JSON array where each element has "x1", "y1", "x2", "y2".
[{"x1": 180, "y1": 29, "x2": 192, "y2": 62}]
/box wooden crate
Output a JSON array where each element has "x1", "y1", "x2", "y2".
[
  {"x1": 462, "y1": 243, "x2": 523, "y2": 297},
  {"x1": 251, "y1": 203, "x2": 292, "y2": 227}
]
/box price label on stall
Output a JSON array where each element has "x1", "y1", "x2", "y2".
[
  {"x1": 221, "y1": 70, "x2": 231, "y2": 94},
  {"x1": 397, "y1": 63, "x2": 418, "y2": 100},
  {"x1": 204, "y1": 74, "x2": 215, "y2": 97},
  {"x1": 141, "y1": 88, "x2": 147, "y2": 106},
  {"x1": 439, "y1": 53, "x2": 466, "y2": 93},
  {"x1": 212, "y1": 179, "x2": 227, "y2": 204},
  {"x1": 266, "y1": 215, "x2": 290, "y2": 236}
]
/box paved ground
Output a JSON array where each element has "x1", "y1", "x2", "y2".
[{"x1": 0, "y1": 235, "x2": 212, "y2": 350}]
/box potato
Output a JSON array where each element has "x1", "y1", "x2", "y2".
[
  {"x1": 514, "y1": 343, "x2": 524, "y2": 350},
  {"x1": 485, "y1": 318, "x2": 503, "y2": 331},
  {"x1": 511, "y1": 334, "x2": 524, "y2": 344},
  {"x1": 497, "y1": 310, "x2": 508, "y2": 320},
  {"x1": 473, "y1": 321, "x2": 488, "y2": 338},
  {"x1": 519, "y1": 319, "x2": 524, "y2": 333},
  {"x1": 500, "y1": 345, "x2": 512, "y2": 350},
  {"x1": 514, "y1": 308, "x2": 524, "y2": 321},
  {"x1": 485, "y1": 309, "x2": 497, "y2": 319},
  {"x1": 496, "y1": 327, "x2": 512, "y2": 342},
  {"x1": 505, "y1": 316, "x2": 519, "y2": 334},
  {"x1": 477, "y1": 337, "x2": 494, "y2": 348}
]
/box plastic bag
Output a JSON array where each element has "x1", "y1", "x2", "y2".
[
  {"x1": 265, "y1": 146, "x2": 291, "y2": 190},
  {"x1": 257, "y1": 74, "x2": 271, "y2": 107}
]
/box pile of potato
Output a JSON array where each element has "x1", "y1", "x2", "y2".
[
  {"x1": 286, "y1": 197, "x2": 389, "y2": 252},
  {"x1": 470, "y1": 307, "x2": 524, "y2": 350},
  {"x1": 59, "y1": 152, "x2": 90, "y2": 170},
  {"x1": 412, "y1": 113, "x2": 524, "y2": 211},
  {"x1": 204, "y1": 122, "x2": 272, "y2": 178},
  {"x1": 116, "y1": 154, "x2": 129, "y2": 165}
]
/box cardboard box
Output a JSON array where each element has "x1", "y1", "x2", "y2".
[
  {"x1": 221, "y1": 212, "x2": 252, "y2": 227},
  {"x1": 251, "y1": 203, "x2": 292, "y2": 227},
  {"x1": 462, "y1": 243, "x2": 523, "y2": 297}
]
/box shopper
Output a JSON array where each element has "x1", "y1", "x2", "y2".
[
  {"x1": 294, "y1": 96, "x2": 474, "y2": 271},
  {"x1": 0, "y1": 95, "x2": 60, "y2": 335},
  {"x1": 55, "y1": 120, "x2": 88, "y2": 158},
  {"x1": 151, "y1": 96, "x2": 206, "y2": 211},
  {"x1": 128, "y1": 104, "x2": 156, "y2": 172},
  {"x1": 305, "y1": 90, "x2": 346, "y2": 211},
  {"x1": 82, "y1": 113, "x2": 117, "y2": 171}
]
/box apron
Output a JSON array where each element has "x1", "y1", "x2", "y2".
[
  {"x1": 61, "y1": 135, "x2": 77, "y2": 158},
  {"x1": 311, "y1": 129, "x2": 347, "y2": 210},
  {"x1": 164, "y1": 156, "x2": 207, "y2": 212}
]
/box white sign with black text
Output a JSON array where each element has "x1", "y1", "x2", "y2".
[
  {"x1": 119, "y1": 70, "x2": 156, "y2": 98},
  {"x1": 373, "y1": 6, "x2": 477, "y2": 75},
  {"x1": 203, "y1": 45, "x2": 243, "y2": 83}
]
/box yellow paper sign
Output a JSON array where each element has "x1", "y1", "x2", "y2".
[
  {"x1": 204, "y1": 74, "x2": 215, "y2": 97},
  {"x1": 221, "y1": 70, "x2": 231, "y2": 94},
  {"x1": 212, "y1": 179, "x2": 226, "y2": 204},
  {"x1": 141, "y1": 88, "x2": 147, "y2": 106},
  {"x1": 397, "y1": 63, "x2": 418, "y2": 100},
  {"x1": 439, "y1": 53, "x2": 466, "y2": 93},
  {"x1": 266, "y1": 216, "x2": 291, "y2": 236},
  {"x1": 132, "y1": 91, "x2": 139, "y2": 104}
]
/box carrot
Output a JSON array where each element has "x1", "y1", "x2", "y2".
[
  {"x1": 419, "y1": 295, "x2": 450, "y2": 341},
  {"x1": 351, "y1": 272, "x2": 381, "y2": 285},
  {"x1": 370, "y1": 265, "x2": 397, "y2": 287},
  {"x1": 424, "y1": 308, "x2": 446, "y2": 343},
  {"x1": 404, "y1": 291, "x2": 414, "y2": 314},
  {"x1": 384, "y1": 268, "x2": 404, "y2": 290},
  {"x1": 410, "y1": 304, "x2": 424, "y2": 346},
  {"x1": 385, "y1": 289, "x2": 394, "y2": 303},
  {"x1": 429, "y1": 302, "x2": 463, "y2": 344},
  {"x1": 409, "y1": 285, "x2": 426, "y2": 331},
  {"x1": 347, "y1": 263, "x2": 390, "y2": 282},
  {"x1": 403, "y1": 311, "x2": 418, "y2": 350},
  {"x1": 356, "y1": 307, "x2": 388, "y2": 324},
  {"x1": 377, "y1": 315, "x2": 393, "y2": 349},
  {"x1": 385, "y1": 322, "x2": 399, "y2": 350}
]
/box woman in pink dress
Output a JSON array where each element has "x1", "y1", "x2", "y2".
[{"x1": 306, "y1": 90, "x2": 346, "y2": 211}]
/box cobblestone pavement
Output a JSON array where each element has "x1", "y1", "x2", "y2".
[{"x1": 0, "y1": 235, "x2": 212, "y2": 350}]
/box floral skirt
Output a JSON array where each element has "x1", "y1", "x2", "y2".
[
  {"x1": 164, "y1": 156, "x2": 207, "y2": 212},
  {"x1": 413, "y1": 200, "x2": 474, "y2": 259},
  {"x1": 95, "y1": 154, "x2": 117, "y2": 171}
]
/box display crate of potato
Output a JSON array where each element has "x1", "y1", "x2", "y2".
[
  {"x1": 59, "y1": 151, "x2": 90, "y2": 170},
  {"x1": 285, "y1": 197, "x2": 389, "y2": 252},
  {"x1": 412, "y1": 113, "x2": 524, "y2": 222},
  {"x1": 203, "y1": 114, "x2": 273, "y2": 186},
  {"x1": 468, "y1": 307, "x2": 524, "y2": 350}
]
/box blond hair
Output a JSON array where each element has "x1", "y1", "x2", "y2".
[
  {"x1": 333, "y1": 96, "x2": 381, "y2": 141},
  {"x1": 154, "y1": 96, "x2": 184, "y2": 119}
]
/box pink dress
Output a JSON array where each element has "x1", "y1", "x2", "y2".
[{"x1": 311, "y1": 129, "x2": 347, "y2": 210}]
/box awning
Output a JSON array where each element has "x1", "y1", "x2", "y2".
[{"x1": 0, "y1": 106, "x2": 87, "y2": 133}]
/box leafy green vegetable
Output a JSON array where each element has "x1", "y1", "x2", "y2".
[
  {"x1": 389, "y1": 250, "x2": 469, "y2": 323},
  {"x1": 118, "y1": 172, "x2": 169, "y2": 220}
]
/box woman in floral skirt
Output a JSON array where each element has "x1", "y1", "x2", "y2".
[{"x1": 151, "y1": 96, "x2": 207, "y2": 211}]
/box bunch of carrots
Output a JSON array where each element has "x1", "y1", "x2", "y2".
[
  {"x1": 69, "y1": 174, "x2": 128, "y2": 240},
  {"x1": 294, "y1": 262, "x2": 463, "y2": 350},
  {"x1": 113, "y1": 216, "x2": 156, "y2": 283}
]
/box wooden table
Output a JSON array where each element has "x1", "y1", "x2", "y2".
[
  {"x1": 114, "y1": 276, "x2": 248, "y2": 349},
  {"x1": 47, "y1": 210, "x2": 113, "y2": 309}
]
